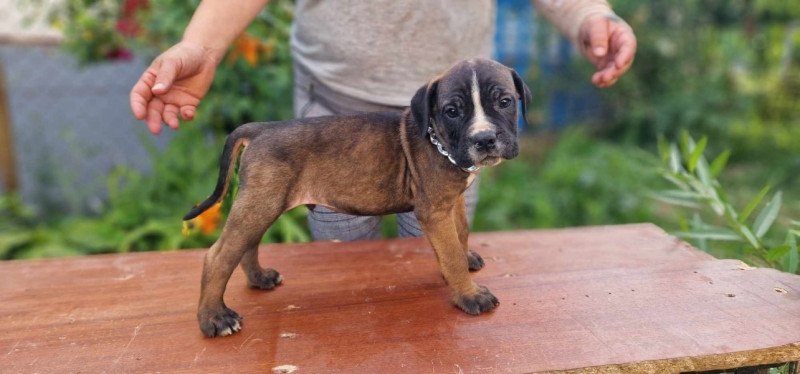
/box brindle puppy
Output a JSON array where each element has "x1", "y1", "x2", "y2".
[{"x1": 186, "y1": 58, "x2": 531, "y2": 337}]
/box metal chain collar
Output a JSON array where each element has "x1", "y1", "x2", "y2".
[{"x1": 426, "y1": 126, "x2": 480, "y2": 173}]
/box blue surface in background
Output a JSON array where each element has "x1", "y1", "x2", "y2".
[{"x1": 494, "y1": 0, "x2": 600, "y2": 131}]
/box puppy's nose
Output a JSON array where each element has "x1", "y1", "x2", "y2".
[{"x1": 470, "y1": 131, "x2": 497, "y2": 151}]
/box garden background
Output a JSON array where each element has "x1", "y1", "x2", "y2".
[{"x1": 1, "y1": 0, "x2": 798, "y2": 273}]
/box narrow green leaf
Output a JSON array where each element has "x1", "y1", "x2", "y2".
[
  {"x1": 786, "y1": 234, "x2": 799, "y2": 274},
  {"x1": 789, "y1": 249, "x2": 799, "y2": 274},
  {"x1": 676, "y1": 228, "x2": 742, "y2": 241},
  {"x1": 657, "y1": 190, "x2": 705, "y2": 201},
  {"x1": 709, "y1": 149, "x2": 731, "y2": 178},
  {"x1": 695, "y1": 158, "x2": 713, "y2": 187},
  {"x1": 660, "y1": 171, "x2": 690, "y2": 190},
  {"x1": 669, "y1": 144, "x2": 682, "y2": 174},
  {"x1": 687, "y1": 214, "x2": 714, "y2": 231},
  {"x1": 765, "y1": 245, "x2": 791, "y2": 262},
  {"x1": 739, "y1": 185, "x2": 771, "y2": 224},
  {"x1": 752, "y1": 191, "x2": 783, "y2": 239},
  {"x1": 657, "y1": 135, "x2": 670, "y2": 163},
  {"x1": 651, "y1": 192, "x2": 702, "y2": 208},
  {"x1": 702, "y1": 178, "x2": 726, "y2": 215},
  {"x1": 687, "y1": 136, "x2": 708, "y2": 173},
  {"x1": 686, "y1": 177, "x2": 712, "y2": 197},
  {"x1": 714, "y1": 184, "x2": 732, "y2": 206},
  {"x1": 691, "y1": 214, "x2": 709, "y2": 252},
  {"x1": 679, "y1": 130, "x2": 693, "y2": 160},
  {"x1": 723, "y1": 203, "x2": 740, "y2": 223},
  {"x1": 738, "y1": 226, "x2": 761, "y2": 249}
]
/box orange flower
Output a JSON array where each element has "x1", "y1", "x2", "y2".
[
  {"x1": 183, "y1": 202, "x2": 222, "y2": 236},
  {"x1": 229, "y1": 33, "x2": 261, "y2": 66},
  {"x1": 227, "y1": 33, "x2": 274, "y2": 66}
]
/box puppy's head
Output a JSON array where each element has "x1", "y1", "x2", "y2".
[{"x1": 411, "y1": 58, "x2": 531, "y2": 169}]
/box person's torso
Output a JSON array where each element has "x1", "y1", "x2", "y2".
[{"x1": 291, "y1": 0, "x2": 496, "y2": 107}]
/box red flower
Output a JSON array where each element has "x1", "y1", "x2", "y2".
[
  {"x1": 106, "y1": 48, "x2": 134, "y2": 61},
  {"x1": 116, "y1": 0, "x2": 149, "y2": 37}
]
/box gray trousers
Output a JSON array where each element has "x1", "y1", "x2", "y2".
[{"x1": 293, "y1": 64, "x2": 479, "y2": 241}]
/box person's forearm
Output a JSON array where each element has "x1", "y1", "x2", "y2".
[
  {"x1": 182, "y1": 0, "x2": 270, "y2": 62},
  {"x1": 532, "y1": 0, "x2": 614, "y2": 44}
]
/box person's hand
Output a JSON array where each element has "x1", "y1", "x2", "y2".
[
  {"x1": 577, "y1": 13, "x2": 637, "y2": 88},
  {"x1": 130, "y1": 41, "x2": 221, "y2": 134}
]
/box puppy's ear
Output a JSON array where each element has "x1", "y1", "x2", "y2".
[
  {"x1": 411, "y1": 80, "x2": 439, "y2": 137},
  {"x1": 510, "y1": 69, "x2": 532, "y2": 128}
]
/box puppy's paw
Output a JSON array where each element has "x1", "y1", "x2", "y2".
[
  {"x1": 467, "y1": 250, "x2": 485, "y2": 272},
  {"x1": 454, "y1": 285, "x2": 499, "y2": 315},
  {"x1": 198, "y1": 306, "x2": 242, "y2": 338},
  {"x1": 247, "y1": 268, "x2": 283, "y2": 290}
]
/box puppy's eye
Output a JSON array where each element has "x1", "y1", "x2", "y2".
[
  {"x1": 499, "y1": 97, "x2": 513, "y2": 108},
  {"x1": 444, "y1": 106, "x2": 459, "y2": 119}
]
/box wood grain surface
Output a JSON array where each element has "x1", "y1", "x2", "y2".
[{"x1": 1, "y1": 224, "x2": 798, "y2": 373}]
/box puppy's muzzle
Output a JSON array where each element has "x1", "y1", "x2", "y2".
[
  {"x1": 470, "y1": 130, "x2": 497, "y2": 152},
  {"x1": 468, "y1": 128, "x2": 519, "y2": 165}
]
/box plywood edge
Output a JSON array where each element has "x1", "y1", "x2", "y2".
[
  {"x1": 472, "y1": 223, "x2": 666, "y2": 236},
  {"x1": 0, "y1": 223, "x2": 676, "y2": 266},
  {"x1": 548, "y1": 341, "x2": 800, "y2": 374}
]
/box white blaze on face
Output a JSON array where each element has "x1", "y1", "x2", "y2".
[{"x1": 468, "y1": 70, "x2": 495, "y2": 137}]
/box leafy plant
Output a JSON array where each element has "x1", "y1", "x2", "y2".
[
  {"x1": 133, "y1": 0, "x2": 296, "y2": 131},
  {"x1": 531, "y1": 1, "x2": 800, "y2": 159},
  {"x1": 0, "y1": 125, "x2": 310, "y2": 260},
  {"x1": 22, "y1": 0, "x2": 130, "y2": 64},
  {"x1": 654, "y1": 132, "x2": 799, "y2": 273},
  {"x1": 0, "y1": 0, "x2": 309, "y2": 260},
  {"x1": 475, "y1": 129, "x2": 665, "y2": 231}
]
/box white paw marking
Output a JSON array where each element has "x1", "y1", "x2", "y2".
[
  {"x1": 219, "y1": 327, "x2": 232, "y2": 337},
  {"x1": 232, "y1": 320, "x2": 241, "y2": 332}
]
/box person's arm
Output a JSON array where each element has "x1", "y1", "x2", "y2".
[
  {"x1": 180, "y1": 0, "x2": 270, "y2": 66},
  {"x1": 532, "y1": 0, "x2": 636, "y2": 88},
  {"x1": 130, "y1": 0, "x2": 269, "y2": 134}
]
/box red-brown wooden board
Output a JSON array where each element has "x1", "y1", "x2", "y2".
[{"x1": 1, "y1": 224, "x2": 798, "y2": 373}]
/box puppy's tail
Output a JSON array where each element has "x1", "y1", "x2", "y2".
[{"x1": 183, "y1": 125, "x2": 258, "y2": 221}]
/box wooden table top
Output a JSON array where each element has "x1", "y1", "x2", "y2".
[{"x1": 1, "y1": 224, "x2": 799, "y2": 373}]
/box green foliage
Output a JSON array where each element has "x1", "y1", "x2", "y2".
[
  {"x1": 135, "y1": 0, "x2": 295, "y2": 130},
  {"x1": 36, "y1": 0, "x2": 127, "y2": 64},
  {"x1": 538, "y1": 1, "x2": 800, "y2": 159},
  {"x1": 0, "y1": 0, "x2": 307, "y2": 259},
  {"x1": 654, "y1": 132, "x2": 800, "y2": 273},
  {"x1": 5, "y1": 1, "x2": 799, "y2": 265},
  {"x1": 0, "y1": 126, "x2": 310, "y2": 259},
  {"x1": 45, "y1": 0, "x2": 296, "y2": 130},
  {"x1": 474, "y1": 130, "x2": 664, "y2": 231}
]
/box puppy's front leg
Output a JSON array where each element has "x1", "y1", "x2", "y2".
[
  {"x1": 453, "y1": 194, "x2": 484, "y2": 272},
  {"x1": 417, "y1": 206, "x2": 498, "y2": 315}
]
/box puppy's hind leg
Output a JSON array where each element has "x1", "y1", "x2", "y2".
[
  {"x1": 197, "y1": 190, "x2": 283, "y2": 338},
  {"x1": 240, "y1": 244, "x2": 283, "y2": 290}
]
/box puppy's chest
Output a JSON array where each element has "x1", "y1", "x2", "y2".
[{"x1": 466, "y1": 173, "x2": 477, "y2": 188}]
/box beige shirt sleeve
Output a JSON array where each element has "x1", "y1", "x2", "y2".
[{"x1": 533, "y1": 0, "x2": 615, "y2": 45}]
